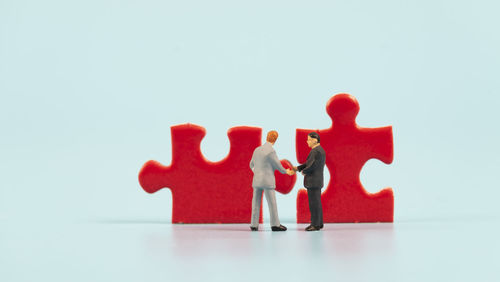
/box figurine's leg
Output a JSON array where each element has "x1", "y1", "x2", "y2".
[
  {"x1": 250, "y1": 188, "x2": 262, "y2": 228},
  {"x1": 307, "y1": 188, "x2": 322, "y2": 227},
  {"x1": 318, "y1": 190, "x2": 323, "y2": 226},
  {"x1": 264, "y1": 189, "x2": 280, "y2": 227}
]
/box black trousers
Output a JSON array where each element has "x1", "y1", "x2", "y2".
[{"x1": 307, "y1": 188, "x2": 323, "y2": 227}]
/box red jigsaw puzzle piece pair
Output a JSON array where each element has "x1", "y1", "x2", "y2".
[{"x1": 138, "y1": 93, "x2": 394, "y2": 223}]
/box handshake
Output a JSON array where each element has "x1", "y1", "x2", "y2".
[{"x1": 285, "y1": 166, "x2": 299, "y2": 176}]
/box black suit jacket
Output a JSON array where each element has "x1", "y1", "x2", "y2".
[{"x1": 297, "y1": 145, "x2": 326, "y2": 189}]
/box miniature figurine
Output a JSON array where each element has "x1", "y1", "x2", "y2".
[
  {"x1": 249, "y1": 130, "x2": 294, "y2": 231},
  {"x1": 294, "y1": 132, "x2": 326, "y2": 231}
]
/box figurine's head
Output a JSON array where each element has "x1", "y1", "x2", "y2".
[
  {"x1": 266, "y1": 130, "x2": 278, "y2": 144},
  {"x1": 307, "y1": 132, "x2": 320, "y2": 148}
]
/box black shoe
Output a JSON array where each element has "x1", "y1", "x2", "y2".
[
  {"x1": 319, "y1": 224, "x2": 324, "y2": 229},
  {"x1": 271, "y1": 225, "x2": 287, "y2": 231},
  {"x1": 305, "y1": 225, "x2": 321, "y2": 231},
  {"x1": 250, "y1": 226, "x2": 258, "y2": 231}
]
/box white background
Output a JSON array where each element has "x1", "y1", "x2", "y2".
[{"x1": 1, "y1": 1, "x2": 499, "y2": 281}]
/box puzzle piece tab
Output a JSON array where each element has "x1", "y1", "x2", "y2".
[
  {"x1": 296, "y1": 94, "x2": 394, "y2": 223},
  {"x1": 139, "y1": 123, "x2": 296, "y2": 223}
]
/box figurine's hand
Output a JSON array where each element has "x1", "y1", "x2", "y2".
[
  {"x1": 286, "y1": 169, "x2": 295, "y2": 176},
  {"x1": 293, "y1": 166, "x2": 298, "y2": 172}
]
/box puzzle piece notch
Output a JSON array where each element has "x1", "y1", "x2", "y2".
[
  {"x1": 139, "y1": 123, "x2": 296, "y2": 223},
  {"x1": 296, "y1": 94, "x2": 394, "y2": 223}
]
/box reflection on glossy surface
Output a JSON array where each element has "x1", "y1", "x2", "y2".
[{"x1": 1, "y1": 219, "x2": 499, "y2": 282}]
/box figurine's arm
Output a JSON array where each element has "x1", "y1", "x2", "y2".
[
  {"x1": 270, "y1": 151, "x2": 287, "y2": 174},
  {"x1": 300, "y1": 150, "x2": 317, "y2": 174},
  {"x1": 296, "y1": 163, "x2": 306, "y2": 172},
  {"x1": 249, "y1": 151, "x2": 255, "y2": 172}
]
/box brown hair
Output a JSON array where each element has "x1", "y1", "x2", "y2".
[{"x1": 266, "y1": 130, "x2": 278, "y2": 143}]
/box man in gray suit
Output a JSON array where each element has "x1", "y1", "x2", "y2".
[{"x1": 249, "y1": 130, "x2": 294, "y2": 231}]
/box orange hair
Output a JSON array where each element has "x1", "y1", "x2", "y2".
[{"x1": 266, "y1": 130, "x2": 278, "y2": 143}]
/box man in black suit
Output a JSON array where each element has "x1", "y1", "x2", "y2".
[{"x1": 294, "y1": 132, "x2": 326, "y2": 231}]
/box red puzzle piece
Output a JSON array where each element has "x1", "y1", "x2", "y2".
[
  {"x1": 296, "y1": 94, "x2": 394, "y2": 223},
  {"x1": 139, "y1": 123, "x2": 296, "y2": 223}
]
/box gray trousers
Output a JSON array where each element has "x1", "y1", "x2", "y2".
[{"x1": 250, "y1": 188, "x2": 280, "y2": 227}]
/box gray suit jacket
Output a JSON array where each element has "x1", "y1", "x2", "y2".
[{"x1": 249, "y1": 142, "x2": 287, "y2": 189}]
